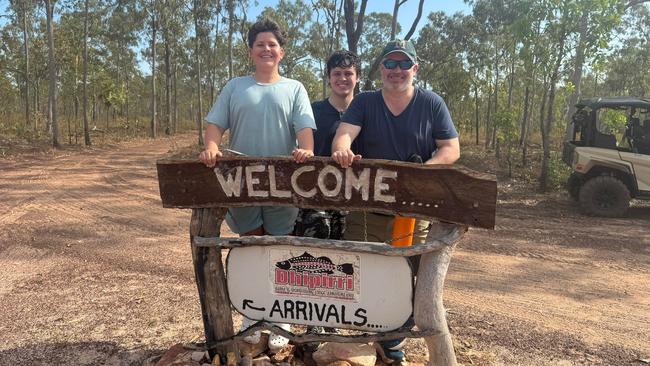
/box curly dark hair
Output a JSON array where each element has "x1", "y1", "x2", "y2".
[
  {"x1": 326, "y1": 50, "x2": 361, "y2": 77},
  {"x1": 247, "y1": 18, "x2": 286, "y2": 48}
]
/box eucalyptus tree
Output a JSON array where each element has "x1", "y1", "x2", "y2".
[
  {"x1": 604, "y1": 6, "x2": 650, "y2": 96},
  {"x1": 415, "y1": 12, "x2": 471, "y2": 105},
  {"x1": 82, "y1": 0, "x2": 91, "y2": 144},
  {"x1": 307, "y1": 0, "x2": 344, "y2": 98},
  {"x1": 537, "y1": 0, "x2": 578, "y2": 191},
  {"x1": 9, "y1": 0, "x2": 36, "y2": 127},
  {"x1": 191, "y1": 0, "x2": 213, "y2": 144},
  {"x1": 104, "y1": 0, "x2": 143, "y2": 130},
  {"x1": 563, "y1": 0, "x2": 631, "y2": 139},
  {"x1": 0, "y1": 23, "x2": 23, "y2": 118},
  {"x1": 227, "y1": 0, "x2": 234, "y2": 79},
  {"x1": 343, "y1": 0, "x2": 367, "y2": 56},
  {"x1": 56, "y1": 4, "x2": 87, "y2": 142},
  {"x1": 357, "y1": 11, "x2": 395, "y2": 89},
  {"x1": 471, "y1": 0, "x2": 523, "y2": 149},
  {"x1": 44, "y1": 0, "x2": 60, "y2": 146},
  {"x1": 260, "y1": 0, "x2": 312, "y2": 78},
  {"x1": 139, "y1": 0, "x2": 161, "y2": 138}
]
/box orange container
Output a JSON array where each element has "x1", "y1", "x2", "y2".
[{"x1": 391, "y1": 216, "x2": 416, "y2": 247}]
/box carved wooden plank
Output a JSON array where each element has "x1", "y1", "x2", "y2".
[
  {"x1": 189, "y1": 208, "x2": 239, "y2": 360},
  {"x1": 157, "y1": 157, "x2": 497, "y2": 229},
  {"x1": 192, "y1": 224, "x2": 467, "y2": 256}
]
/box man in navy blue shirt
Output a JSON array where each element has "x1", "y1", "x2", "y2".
[
  {"x1": 332, "y1": 39, "x2": 459, "y2": 166},
  {"x1": 330, "y1": 39, "x2": 460, "y2": 363}
]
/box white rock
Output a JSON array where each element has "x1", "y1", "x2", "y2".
[
  {"x1": 191, "y1": 351, "x2": 207, "y2": 362},
  {"x1": 312, "y1": 343, "x2": 377, "y2": 366}
]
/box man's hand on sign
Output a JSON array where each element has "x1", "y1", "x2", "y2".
[
  {"x1": 292, "y1": 148, "x2": 314, "y2": 163},
  {"x1": 199, "y1": 147, "x2": 223, "y2": 168},
  {"x1": 331, "y1": 149, "x2": 362, "y2": 168}
]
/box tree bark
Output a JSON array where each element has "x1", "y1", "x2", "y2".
[
  {"x1": 474, "y1": 81, "x2": 479, "y2": 145},
  {"x1": 150, "y1": 4, "x2": 158, "y2": 138},
  {"x1": 44, "y1": 0, "x2": 59, "y2": 147},
  {"x1": 194, "y1": 0, "x2": 205, "y2": 145},
  {"x1": 564, "y1": 9, "x2": 588, "y2": 141},
  {"x1": 164, "y1": 3, "x2": 172, "y2": 135},
  {"x1": 344, "y1": 0, "x2": 368, "y2": 56},
  {"x1": 227, "y1": 0, "x2": 234, "y2": 80},
  {"x1": 82, "y1": 0, "x2": 91, "y2": 146},
  {"x1": 540, "y1": 31, "x2": 567, "y2": 192},
  {"x1": 19, "y1": 1, "x2": 31, "y2": 127}
]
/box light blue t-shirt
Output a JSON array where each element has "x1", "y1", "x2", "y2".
[{"x1": 205, "y1": 76, "x2": 316, "y2": 156}]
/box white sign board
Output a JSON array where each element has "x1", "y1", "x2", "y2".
[{"x1": 226, "y1": 245, "x2": 413, "y2": 332}]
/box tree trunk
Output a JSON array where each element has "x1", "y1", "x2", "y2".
[
  {"x1": 194, "y1": 0, "x2": 205, "y2": 146},
  {"x1": 173, "y1": 63, "x2": 178, "y2": 134},
  {"x1": 490, "y1": 47, "x2": 499, "y2": 148},
  {"x1": 564, "y1": 9, "x2": 588, "y2": 141},
  {"x1": 537, "y1": 79, "x2": 549, "y2": 191},
  {"x1": 44, "y1": 0, "x2": 59, "y2": 147},
  {"x1": 474, "y1": 81, "x2": 480, "y2": 145},
  {"x1": 82, "y1": 0, "x2": 91, "y2": 146},
  {"x1": 150, "y1": 6, "x2": 158, "y2": 138},
  {"x1": 21, "y1": 2, "x2": 31, "y2": 127},
  {"x1": 520, "y1": 84, "x2": 530, "y2": 164},
  {"x1": 390, "y1": 0, "x2": 399, "y2": 39},
  {"x1": 540, "y1": 32, "x2": 567, "y2": 192},
  {"x1": 507, "y1": 44, "x2": 515, "y2": 109},
  {"x1": 484, "y1": 90, "x2": 492, "y2": 149},
  {"x1": 227, "y1": 0, "x2": 234, "y2": 80},
  {"x1": 344, "y1": 0, "x2": 368, "y2": 56},
  {"x1": 164, "y1": 26, "x2": 172, "y2": 135}
]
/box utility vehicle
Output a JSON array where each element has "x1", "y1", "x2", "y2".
[{"x1": 563, "y1": 97, "x2": 650, "y2": 217}]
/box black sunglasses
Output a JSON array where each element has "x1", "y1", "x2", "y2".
[{"x1": 382, "y1": 59, "x2": 414, "y2": 70}]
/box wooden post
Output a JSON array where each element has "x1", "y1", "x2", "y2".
[
  {"x1": 189, "y1": 207, "x2": 239, "y2": 361},
  {"x1": 414, "y1": 223, "x2": 458, "y2": 366}
]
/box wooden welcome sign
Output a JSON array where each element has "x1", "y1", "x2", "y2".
[
  {"x1": 157, "y1": 156, "x2": 496, "y2": 228},
  {"x1": 156, "y1": 156, "x2": 497, "y2": 366}
]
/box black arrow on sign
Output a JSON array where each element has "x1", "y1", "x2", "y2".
[{"x1": 242, "y1": 299, "x2": 265, "y2": 312}]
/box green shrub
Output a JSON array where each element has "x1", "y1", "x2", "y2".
[{"x1": 547, "y1": 151, "x2": 572, "y2": 190}]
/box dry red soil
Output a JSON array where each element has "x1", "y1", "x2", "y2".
[{"x1": 0, "y1": 134, "x2": 648, "y2": 365}]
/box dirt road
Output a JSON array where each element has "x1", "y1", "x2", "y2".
[{"x1": 0, "y1": 135, "x2": 648, "y2": 365}]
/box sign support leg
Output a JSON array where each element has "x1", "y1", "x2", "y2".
[
  {"x1": 190, "y1": 208, "x2": 239, "y2": 361},
  {"x1": 413, "y1": 238, "x2": 457, "y2": 365}
]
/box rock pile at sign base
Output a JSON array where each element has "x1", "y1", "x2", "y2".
[{"x1": 148, "y1": 338, "x2": 425, "y2": 366}]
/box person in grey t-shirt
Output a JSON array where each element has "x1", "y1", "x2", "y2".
[{"x1": 198, "y1": 17, "x2": 316, "y2": 353}]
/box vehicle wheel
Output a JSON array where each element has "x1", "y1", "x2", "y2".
[
  {"x1": 578, "y1": 176, "x2": 630, "y2": 217},
  {"x1": 567, "y1": 173, "x2": 582, "y2": 201}
]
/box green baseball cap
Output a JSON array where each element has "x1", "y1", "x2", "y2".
[{"x1": 380, "y1": 39, "x2": 417, "y2": 63}]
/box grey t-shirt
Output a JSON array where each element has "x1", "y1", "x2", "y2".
[{"x1": 205, "y1": 76, "x2": 316, "y2": 156}]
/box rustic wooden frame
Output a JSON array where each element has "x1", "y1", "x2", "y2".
[{"x1": 158, "y1": 157, "x2": 497, "y2": 366}]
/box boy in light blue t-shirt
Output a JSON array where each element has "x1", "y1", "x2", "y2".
[{"x1": 199, "y1": 18, "x2": 316, "y2": 353}]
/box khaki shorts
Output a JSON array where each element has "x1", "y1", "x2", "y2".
[{"x1": 344, "y1": 211, "x2": 430, "y2": 244}]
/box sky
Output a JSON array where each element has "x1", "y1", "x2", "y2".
[
  {"x1": 0, "y1": 0, "x2": 471, "y2": 30},
  {"x1": 250, "y1": 0, "x2": 471, "y2": 39}
]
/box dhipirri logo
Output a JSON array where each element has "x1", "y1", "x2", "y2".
[{"x1": 271, "y1": 251, "x2": 360, "y2": 300}]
